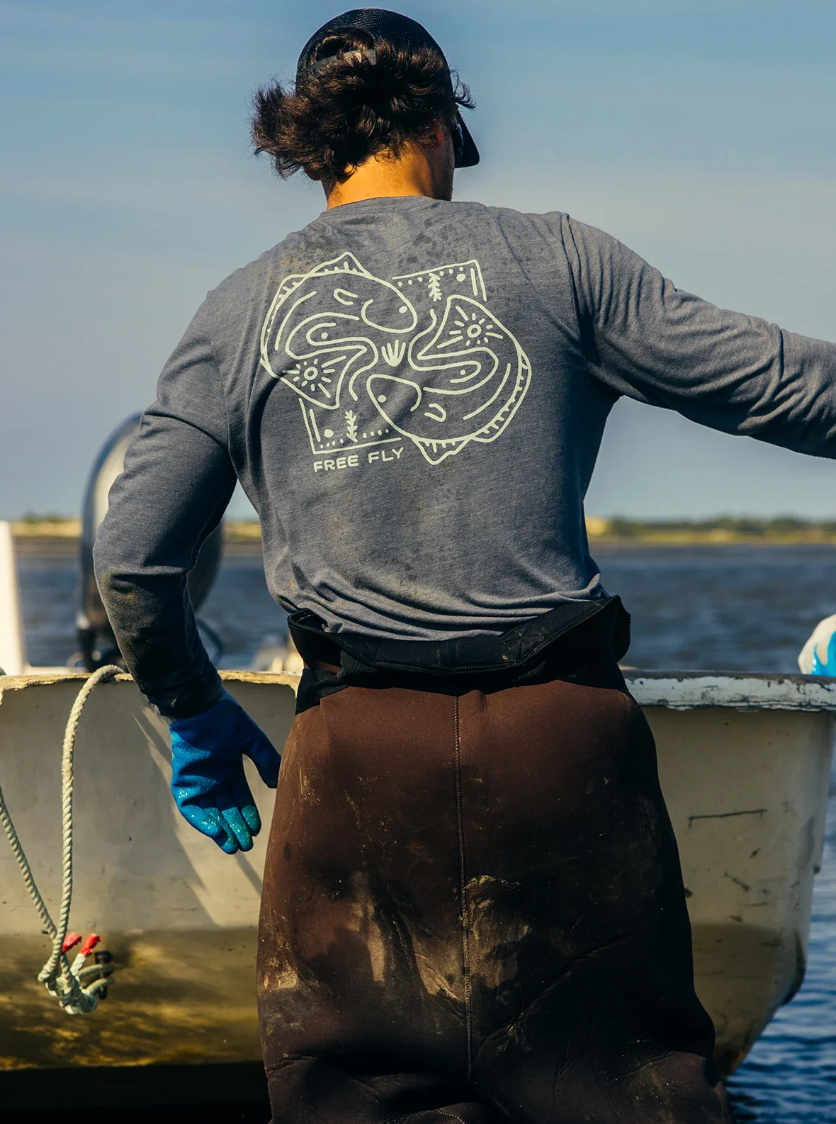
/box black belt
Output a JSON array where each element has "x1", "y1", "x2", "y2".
[{"x1": 287, "y1": 596, "x2": 631, "y2": 713}]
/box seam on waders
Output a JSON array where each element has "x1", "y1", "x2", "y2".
[{"x1": 453, "y1": 695, "x2": 473, "y2": 1083}]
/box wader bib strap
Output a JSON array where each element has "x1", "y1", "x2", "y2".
[{"x1": 288, "y1": 596, "x2": 631, "y2": 713}]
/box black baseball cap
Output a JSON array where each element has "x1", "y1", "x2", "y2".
[{"x1": 296, "y1": 8, "x2": 479, "y2": 168}]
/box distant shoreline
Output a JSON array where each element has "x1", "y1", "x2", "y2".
[
  {"x1": 584, "y1": 516, "x2": 836, "y2": 546},
  {"x1": 9, "y1": 517, "x2": 836, "y2": 549}
]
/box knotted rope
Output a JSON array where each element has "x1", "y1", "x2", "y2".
[{"x1": 0, "y1": 665, "x2": 122, "y2": 1014}]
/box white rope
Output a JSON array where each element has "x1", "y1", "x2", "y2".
[{"x1": 0, "y1": 664, "x2": 122, "y2": 1014}]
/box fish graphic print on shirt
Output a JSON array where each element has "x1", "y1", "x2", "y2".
[{"x1": 259, "y1": 252, "x2": 532, "y2": 466}]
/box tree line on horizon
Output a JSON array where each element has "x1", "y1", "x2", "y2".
[{"x1": 11, "y1": 513, "x2": 836, "y2": 543}]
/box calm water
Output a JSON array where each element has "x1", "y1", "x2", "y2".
[{"x1": 16, "y1": 543, "x2": 836, "y2": 1121}]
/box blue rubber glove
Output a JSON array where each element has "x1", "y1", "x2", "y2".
[
  {"x1": 798, "y1": 613, "x2": 836, "y2": 676},
  {"x1": 169, "y1": 688, "x2": 281, "y2": 854}
]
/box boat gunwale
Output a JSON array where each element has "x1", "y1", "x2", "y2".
[
  {"x1": 625, "y1": 670, "x2": 836, "y2": 711},
  {"x1": 3, "y1": 669, "x2": 836, "y2": 712}
]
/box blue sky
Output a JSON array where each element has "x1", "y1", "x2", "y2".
[{"x1": 3, "y1": 0, "x2": 836, "y2": 518}]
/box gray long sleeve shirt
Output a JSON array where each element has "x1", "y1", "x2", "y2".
[{"x1": 93, "y1": 196, "x2": 836, "y2": 717}]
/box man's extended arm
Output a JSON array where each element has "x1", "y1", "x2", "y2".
[
  {"x1": 563, "y1": 215, "x2": 836, "y2": 457},
  {"x1": 93, "y1": 300, "x2": 281, "y2": 856},
  {"x1": 93, "y1": 300, "x2": 237, "y2": 718}
]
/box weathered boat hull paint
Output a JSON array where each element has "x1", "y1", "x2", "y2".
[{"x1": 0, "y1": 670, "x2": 833, "y2": 1077}]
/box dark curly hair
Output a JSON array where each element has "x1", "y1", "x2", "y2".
[{"x1": 251, "y1": 29, "x2": 474, "y2": 182}]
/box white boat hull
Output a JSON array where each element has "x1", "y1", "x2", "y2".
[{"x1": 0, "y1": 671, "x2": 833, "y2": 1079}]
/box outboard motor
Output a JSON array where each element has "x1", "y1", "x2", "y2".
[{"x1": 77, "y1": 415, "x2": 223, "y2": 670}]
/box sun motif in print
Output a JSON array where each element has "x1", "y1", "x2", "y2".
[
  {"x1": 444, "y1": 305, "x2": 506, "y2": 349},
  {"x1": 281, "y1": 355, "x2": 340, "y2": 400}
]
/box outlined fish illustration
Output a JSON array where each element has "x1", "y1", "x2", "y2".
[{"x1": 259, "y1": 252, "x2": 532, "y2": 465}]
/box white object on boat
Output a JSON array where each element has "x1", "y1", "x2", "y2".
[
  {"x1": 251, "y1": 634, "x2": 305, "y2": 675},
  {"x1": 798, "y1": 612, "x2": 836, "y2": 674},
  {"x1": 0, "y1": 669, "x2": 833, "y2": 1083},
  {"x1": 0, "y1": 522, "x2": 26, "y2": 676}
]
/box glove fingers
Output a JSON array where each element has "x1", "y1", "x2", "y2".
[
  {"x1": 225, "y1": 775, "x2": 262, "y2": 845},
  {"x1": 220, "y1": 805, "x2": 254, "y2": 852},
  {"x1": 241, "y1": 803, "x2": 262, "y2": 834},
  {"x1": 178, "y1": 803, "x2": 239, "y2": 854}
]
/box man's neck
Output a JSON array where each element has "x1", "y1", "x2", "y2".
[{"x1": 324, "y1": 143, "x2": 450, "y2": 209}]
